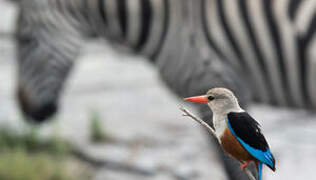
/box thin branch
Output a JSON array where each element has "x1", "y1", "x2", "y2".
[
  {"x1": 180, "y1": 106, "x2": 257, "y2": 180},
  {"x1": 244, "y1": 169, "x2": 257, "y2": 180},
  {"x1": 179, "y1": 106, "x2": 218, "y2": 140}
]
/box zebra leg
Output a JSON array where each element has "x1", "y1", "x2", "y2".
[{"x1": 15, "y1": 0, "x2": 87, "y2": 122}]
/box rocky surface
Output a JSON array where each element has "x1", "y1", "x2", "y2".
[{"x1": 1, "y1": 1, "x2": 316, "y2": 180}]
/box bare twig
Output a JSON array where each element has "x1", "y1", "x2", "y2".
[
  {"x1": 180, "y1": 106, "x2": 257, "y2": 180},
  {"x1": 244, "y1": 169, "x2": 257, "y2": 180},
  {"x1": 179, "y1": 106, "x2": 218, "y2": 140}
]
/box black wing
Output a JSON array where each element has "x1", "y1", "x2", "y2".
[{"x1": 227, "y1": 112, "x2": 269, "y2": 151}]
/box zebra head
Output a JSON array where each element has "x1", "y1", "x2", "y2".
[
  {"x1": 15, "y1": 3, "x2": 82, "y2": 123},
  {"x1": 16, "y1": 36, "x2": 77, "y2": 123},
  {"x1": 16, "y1": 42, "x2": 74, "y2": 123}
]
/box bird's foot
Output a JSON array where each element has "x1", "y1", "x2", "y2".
[{"x1": 240, "y1": 161, "x2": 251, "y2": 171}]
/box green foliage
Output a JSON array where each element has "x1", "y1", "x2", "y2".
[
  {"x1": 0, "y1": 149, "x2": 72, "y2": 180},
  {"x1": 89, "y1": 111, "x2": 109, "y2": 143},
  {"x1": 0, "y1": 126, "x2": 90, "y2": 180},
  {"x1": 0, "y1": 127, "x2": 70, "y2": 155}
]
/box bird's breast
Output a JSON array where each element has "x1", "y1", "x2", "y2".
[{"x1": 219, "y1": 126, "x2": 254, "y2": 162}]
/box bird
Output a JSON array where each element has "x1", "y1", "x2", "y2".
[{"x1": 184, "y1": 88, "x2": 275, "y2": 180}]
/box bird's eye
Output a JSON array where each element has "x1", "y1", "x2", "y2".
[{"x1": 208, "y1": 96, "x2": 215, "y2": 101}]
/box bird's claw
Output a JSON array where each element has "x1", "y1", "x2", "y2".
[{"x1": 240, "y1": 161, "x2": 250, "y2": 171}]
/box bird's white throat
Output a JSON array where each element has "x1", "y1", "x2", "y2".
[
  {"x1": 212, "y1": 108, "x2": 244, "y2": 140},
  {"x1": 213, "y1": 113, "x2": 228, "y2": 140}
]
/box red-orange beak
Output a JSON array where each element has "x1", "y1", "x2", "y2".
[{"x1": 183, "y1": 95, "x2": 208, "y2": 103}]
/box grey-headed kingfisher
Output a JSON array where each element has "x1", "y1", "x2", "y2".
[{"x1": 184, "y1": 88, "x2": 275, "y2": 180}]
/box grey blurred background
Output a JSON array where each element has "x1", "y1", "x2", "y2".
[{"x1": 1, "y1": 0, "x2": 316, "y2": 180}]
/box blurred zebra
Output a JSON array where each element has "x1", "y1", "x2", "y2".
[
  {"x1": 16, "y1": 0, "x2": 316, "y2": 121},
  {"x1": 15, "y1": 0, "x2": 315, "y2": 179}
]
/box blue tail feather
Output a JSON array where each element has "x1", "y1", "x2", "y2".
[{"x1": 258, "y1": 162, "x2": 263, "y2": 180}]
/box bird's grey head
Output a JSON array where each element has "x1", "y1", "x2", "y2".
[
  {"x1": 184, "y1": 88, "x2": 243, "y2": 115},
  {"x1": 206, "y1": 88, "x2": 243, "y2": 114}
]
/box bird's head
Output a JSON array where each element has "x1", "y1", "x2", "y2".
[{"x1": 184, "y1": 88, "x2": 243, "y2": 114}]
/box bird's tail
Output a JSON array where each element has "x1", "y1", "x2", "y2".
[{"x1": 258, "y1": 162, "x2": 263, "y2": 180}]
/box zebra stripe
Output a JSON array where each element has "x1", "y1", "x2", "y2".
[
  {"x1": 99, "y1": 0, "x2": 108, "y2": 27},
  {"x1": 136, "y1": 0, "x2": 169, "y2": 59},
  {"x1": 126, "y1": 0, "x2": 141, "y2": 47},
  {"x1": 149, "y1": 0, "x2": 169, "y2": 60},
  {"x1": 239, "y1": 0, "x2": 280, "y2": 105},
  {"x1": 272, "y1": 0, "x2": 304, "y2": 107},
  {"x1": 134, "y1": 0, "x2": 153, "y2": 51},
  {"x1": 95, "y1": 0, "x2": 169, "y2": 59},
  {"x1": 247, "y1": 0, "x2": 288, "y2": 106},
  {"x1": 294, "y1": 0, "x2": 315, "y2": 35},
  {"x1": 202, "y1": 0, "x2": 242, "y2": 71},
  {"x1": 263, "y1": 0, "x2": 290, "y2": 105},
  {"x1": 107, "y1": 0, "x2": 123, "y2": 38},
  {"x1": 219, "y1": 0, "x2": 271, "y2": 102},
  {"x1": 288, "y1": 0, "x2": 302, "y2": 20},
  {"x1": 117, "y1": 0, "x2": 128, "y2": 38},
  {"x1": 308, "y1": 36, "x2": 316, "y2": 107},
  {"x1": 295, "y1": 0, "x2": 316, "y2": 107}
]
